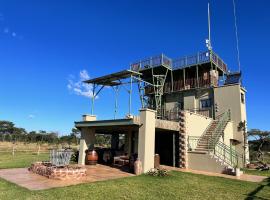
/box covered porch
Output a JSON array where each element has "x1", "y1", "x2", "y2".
[
  {"x1": 75, "y1": 118, "x2": 140, "y2": 172},
  {"x1": 75, "y1": 109, "x2": 180, "y2": 173}
]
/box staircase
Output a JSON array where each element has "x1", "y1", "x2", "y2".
[{"x1": 188, "y1": 110, "x2": 243, "y2": 175}]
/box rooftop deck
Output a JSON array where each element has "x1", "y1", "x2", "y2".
[{"x1": 130, "y1": 50, "x2": 227, "y2": 73}]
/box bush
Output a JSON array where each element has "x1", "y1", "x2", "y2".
[
  {"x1": 147, "y1": 168, "x2": 169, "y2": 177},
  {"x1": 70, "y1": 150, "x2": 79, "y2": 163}
]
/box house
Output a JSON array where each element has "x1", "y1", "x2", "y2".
[{"x1": 75, "y1": 50, "x2": 249, "y2": 174}]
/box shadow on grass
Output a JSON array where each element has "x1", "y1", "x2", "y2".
[{"x1": 245, "y1": 177, "x2": 270, "y2": 200}]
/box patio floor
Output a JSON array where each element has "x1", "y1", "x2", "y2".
[
  {"x1": 0, "y1": 164, "x2": 133, "y2": 190},
  {"x1": 162, "y1": 165, "x2": 268, "y2": 183}
]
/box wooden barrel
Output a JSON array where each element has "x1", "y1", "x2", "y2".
[
  {"x1": 154, "y1": 154, "x2": 160, "y2": 168},
  {"x1": 87, "y1": 150, "x2": 98, "y2": 165},
  {"x1": 134, "y1": 158, "x2": 142, "y2": 175}
]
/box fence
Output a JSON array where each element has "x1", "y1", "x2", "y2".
[{"x1": 0, "y1": 141, "x2": 78, "y2": 156}]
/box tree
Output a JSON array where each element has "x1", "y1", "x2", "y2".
[
  {"x1": 248, "y1": 129, "x2": 270, "y2": 164},
  {"x1": 238, "y1": 120, "x2": 248, "y2": 166}
]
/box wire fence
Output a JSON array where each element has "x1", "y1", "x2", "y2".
[{"x1": 0, "y1": 141, "x2": 79, "y2": 156}]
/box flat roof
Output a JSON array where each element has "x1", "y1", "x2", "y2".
[
  {"x1": 84, "y1": 70, "x2": 141, "y2": 86},
  {"x1": 75, "y1": 118, "x2": 139, "y2": 128}
]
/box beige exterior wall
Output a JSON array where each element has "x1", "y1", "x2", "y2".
[
  {"x1": 221, "y1": 121, "x2": 234, "y2": 147},
  {"x1": 184, "y1": 94, "x2": 196, "y2": 110},
  {"x1": 138, "y1": 109, "x2": 156, "y2": 173},
  {"x1": 214, "y1": 84, "x2": 247, "y2": 156},
  {"x1": 185, "y1": 111, "x2": 212, "y2": 137}
]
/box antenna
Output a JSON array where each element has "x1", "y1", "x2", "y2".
[
  {"x1": 233, "y1": 0, "x2": 241, "y2": 72},
  {"x1": 206, "y1": 2, "x2": 212, "y2": 51}
]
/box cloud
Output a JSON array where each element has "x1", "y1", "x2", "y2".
[
  {"x1": 28, "y1": 114, "x2": 35, "y2": 119},
  {"x1": 67, "y1": 70, "x2": 94, "y2": 98}
]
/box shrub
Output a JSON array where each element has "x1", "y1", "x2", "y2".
[
  {"x1": 70, "y1": 150, "x2": 79, "y2": 163},
  {"x1": 147, "y1": 168, "x2": 169, "y2": 177}
]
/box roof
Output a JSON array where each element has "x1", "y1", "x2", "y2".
[
  {"x1": 84, "y1": 70, "x2": 141, "y2": 86},
  {"x1": 75, "y1": 118, "x2": 140, "y2": 128}
]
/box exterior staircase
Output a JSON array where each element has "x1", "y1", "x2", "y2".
[{"x1": 188, "y1": 110, "x2": 243, "y2": 175}]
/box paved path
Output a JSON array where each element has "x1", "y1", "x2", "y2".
[
  {"x1": 0, "y1": 165, "x2": 133, "y2": 190},
  {"x1": 162, "y1": 165, "x2": 268, "y2": 183}
]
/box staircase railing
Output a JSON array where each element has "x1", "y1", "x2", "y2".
[
  {"x1": 188, "y1": 136, "x2": 243, "y2": 168},
  {"x1": 209, "y1": 110, "x2": 231, "y2": 148},
  {"x1": 187, "y1": 110, "x2": 243, "y2": 168}
]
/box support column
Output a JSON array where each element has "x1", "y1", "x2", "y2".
[
  {"x1": 78, "y1": 127, "x2": 96, "y2": 165},
  {"x1": 111, "y1": 134, "x2": 119, "y2": 150},
  {"x1": 138, "y1": 109, "x2": 156, "y2": 173},
  {"x1": 179, "y1": 111, "x2": 187, "y2": 168},
  {"x1": 78, "y1": 139, "x2": 87, "y2": 165}
]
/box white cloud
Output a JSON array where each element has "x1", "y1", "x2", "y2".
[
  {"x1": 67, "y1": 70, "x2": 94, "y2": 98},
  {"x1": 28, "y1": 114, "x2": 35, "y2": 119}
]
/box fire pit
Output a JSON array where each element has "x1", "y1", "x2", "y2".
[
  {"x1": 29, "y1": 149, "x2": 86, "y2": 180},
  {"x1": 29, "y1": 162, "x2": 86, "y2": 180}
]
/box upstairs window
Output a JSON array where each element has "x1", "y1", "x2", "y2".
[
  {"x1": 200, "y1": 99, "x2": 212, "y2": 109},
  {"x1": 241, "y1": 93, "x2": 245, "y2": 104}
]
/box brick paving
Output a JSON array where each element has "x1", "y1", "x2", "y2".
[{"x1": 0, "y1": 164, "x2": 133, "y2": 190}]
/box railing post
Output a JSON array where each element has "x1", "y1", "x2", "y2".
[{"x1": 230, "y1": 145, "x2": 233, "y2": 166}]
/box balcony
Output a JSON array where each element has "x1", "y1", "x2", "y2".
[
  {"x1": 130, "y1": 54, "x2": 172, "y2": 72},
  {"x1": 145, "y1": 75, "x2": 217, "y2": 95}
]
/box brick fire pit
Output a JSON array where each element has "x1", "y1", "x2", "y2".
[{"x1": 29, "y1": 162, "x2": 86, "y2": 180}]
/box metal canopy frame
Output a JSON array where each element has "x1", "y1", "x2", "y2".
[
  {"x1": 83, "y1": 51, "x2": 228, "y2": 120},
  {"x1": 85, "y1": 70, "x2": 142, "y2": 117}
]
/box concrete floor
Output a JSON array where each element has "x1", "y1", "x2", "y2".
[
  {"x1": 0, "y1": 164, "x2": 133, "y2": 190},
  {"x1": 162, "y1": 165, "x2": 268, "y2": 183}
]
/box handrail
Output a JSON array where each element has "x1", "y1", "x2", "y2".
[
  {"x1": 188, "y1": 136, "x2": 243, "y2": 168},
  {"x1": 210, "y1": 110, "x2": 231, "y2": 147}
]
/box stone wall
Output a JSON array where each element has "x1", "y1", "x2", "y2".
[{"x1": 29, "y1": 162, "x2": 86, "y2": 181}]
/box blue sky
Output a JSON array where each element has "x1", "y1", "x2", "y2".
[{"x1": 0, "y1": 0, "x2": 269, "y2": 135}]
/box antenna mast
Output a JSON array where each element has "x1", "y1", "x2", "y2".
[
  {"x1": 233, "y1": 0, "x2": 241, "y2": 72},
  {"x1": 206, "y1": 3, "x2": 212, "y2": 51}
]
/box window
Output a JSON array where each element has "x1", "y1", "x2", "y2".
[
  {"x1": 241, "y1": 93, "x2": 245, "y2": 104},
  {"x1": 177, "y1": 102, "x2": 184, "y2": 110},
  {"x1": 200, "y1": 99, "x2": 212, "y2": 109}
]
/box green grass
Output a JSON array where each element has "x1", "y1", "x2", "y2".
[
  {"x1": 0, "y1": 171, "x2": 269, "y2": 200},
  {"x1": 243, "y1": 168, "x2": 270, "y2": 177},
  {"x1": 0, "y1": 152, "x2": 49, "y2": 169},
  {"x1": 0, "y1": 152, "x2": 269, "y2": 200}
]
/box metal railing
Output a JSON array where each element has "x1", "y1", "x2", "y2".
[
  {"x1": 172, "y1": 51, "x2": 227, "y2": 72},
  {"x1": 162, "y1": 108, "x2": 212, "y2": 121},
  {"x1": 188, "y1": 136, "x2": 242, "y2": 168},
  {"x1": 210, "y1": 110, "x2": 231, "y2": 145},
  {"x1": 50, "y1": 149, "x2": 73, "y2": 166},
  {"x1": 187, "y1": 110, "x2": 243, "y2": 168},
  {"x1": 130, "y1": 54, "x2": 172, "y2": 71},
  {"x1": 130, "y1": 51, "x2": 227, "y2": 73}
]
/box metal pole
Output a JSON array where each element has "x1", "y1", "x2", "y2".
[
  {"x1": 196, "y1": 65, "x2": 199, "y2": 88},
  {"x1": 91, "y1": 83, "x2": 96, "y2": 115},
  {"x1": 129, "y1": 75, "x2": 133, "y2": 116},
  {"x1": 113, "y1": 86, "x2": 119, "y2": 119},
  {"x1": 208, "y1": 3, "x2": 212, "y2": 51}
]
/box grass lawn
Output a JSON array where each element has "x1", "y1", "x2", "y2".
[
  {"x1": 0, "y1": 152, "x2": 49, "y2": 169},
  {"x1": 0, "y1": 171, "x2": 269, "y2": 200},
  {"x1": 243, "y1": 168, "x2": 270, "y2": 177},
  {"x1": 0, "y1": 152, "x2": 269, "y2": 200}
]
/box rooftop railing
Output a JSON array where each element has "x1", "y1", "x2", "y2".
[
  {"x1": 173, "y1": 51, "x2": 227, "y2": 72},
  {"x1": 130, "y1": 54, "x2": 172, "y2": 71},
  {"x1": 130, "y1": 51, "x2": 228, "y2": 73}
]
